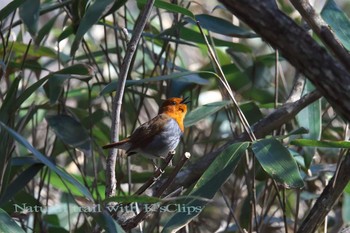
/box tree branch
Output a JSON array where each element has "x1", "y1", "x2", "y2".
[
  {"x1": 289, "y1": 0, "x2": 350, "y2": 73},
  {"x1": 218, "y1": 0, "x2": 350, "y2": 121},
  {"x1": 105, "y1": 0, "x2": 155, "y2": 198},
  {"x1": 217, "y1": 0, "x2": 350, "y2": 232},
  {"x1": 297, "y1": 151, "x2": 350, "y2": 233}
]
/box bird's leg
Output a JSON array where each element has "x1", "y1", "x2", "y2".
[
  {"x1": 152, "y1": 159, "x2": 164, "y2": 181},
  {"x1": 168, "y1": 150, "x2": 176, "y2": 167}
]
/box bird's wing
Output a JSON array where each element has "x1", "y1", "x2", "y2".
[{"x1": 128, "y1": 114, "x2": 171, "y2": 148}]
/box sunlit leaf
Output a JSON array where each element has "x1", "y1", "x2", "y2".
[
  {"x1": 291, "y1": 139, "x2": 350, "y2": 148},
  {"x1": 321, "y1": 0, "x2": 350, "y2": 51},
  {"x1": 163, "y1": 142, "x2": 249, "y2": 232},
  {"x1": 195, "y1": 14, "x2": 256, "y2": 38},
  {"x1": 252, "y1": 138, "x2": 304, "y2": 189},
  {"x1": 184, "y1": 101, "x2": 231, "y2": 127},
  {"x1": 296, "y1": 80, "x2": 321, "y2": 168}
]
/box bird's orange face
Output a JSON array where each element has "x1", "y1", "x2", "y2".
[
  {"x1": 159, "y1": 97, "x2": 190, "y2": 131},
  {"x1": 159, "y1": 97, "x2": 189, "y2": 115}
]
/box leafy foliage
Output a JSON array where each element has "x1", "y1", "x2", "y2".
[{"x1": 0, "y1": 0, "x2": 350, "y2": 232}]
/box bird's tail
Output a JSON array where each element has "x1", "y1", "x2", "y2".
[{"x1": 102, "y1": 139, "x2": 131, "y2": 150}]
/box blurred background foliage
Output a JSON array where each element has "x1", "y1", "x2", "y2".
[{"x1": 0, "y1": 0, "x2": 350, "y2": 232}]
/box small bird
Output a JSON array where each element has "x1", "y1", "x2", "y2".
[{"x1": 103, "y1": 97, "x2": 190, "y2": 159}]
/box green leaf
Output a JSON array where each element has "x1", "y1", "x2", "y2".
[
  {"x1": 100, "y1": 71, "x2": 212, "y2": 96},
  {"x1": 195, "y1": 14, "x2": 256, "y2": 38},
  {"x1": 104, "y1": 195, "x2": 161, "y2": 204},
  {"x1": 18, "y1": 0, "x2": 40, "y2": 38},
  {"x1": 0, "y1": 208, "x2": 26, "y2": 233},
  {"x1": 138, "y1": 0, "x2": 195, "y2": 19},
  {"x1": 13, "y1": 75, "x2": 50, "y2": 111},
  {"x1": 240, "y1": 101, "x2": 263, "y2": 125},
  {"x1": 321, "y1": 0, "x2": 350, "y2": 51},
  {"x1": 252, "y1": 138, "x2": 304, "y2": 189},
  {"x1": 0, "y1": 76, "x2": 20, "y2": 122},
  {"x1": 179, "y1": 27, "x2": 251, "y2": 52},
  {"x1": 291, "y1": 139, "x2": 350, "y2": 148},
  {"x1": 158, "y1": 25, "x2": 252, "y2": 52},
  {"x1": 58, "y1": 25, "x2": 74, "y2": 42},
  {"x1": 0, "y1": 122, "x2": 93, "y2": 201},
  {"x1": 162, "y1": 142, "x2": 249, "y2": 232},
  {"x1": 46, "y1": 115, "x2": 91, "y2": 155},
  {"x1": 71, "y1": 0, "x2": 115, "y2": 55},
  {"x1": 93, "y1": 211, "x2": 126, "y2": 233},
  {"x1": 184, "y1": 101, "x2": 231, "y2": 127},
  {"x1": 46, "y1": 172, "x2": 105, "y2": 199},
  {"x1": 343, "y1": 193, "x2": 350, "y2": 224},
  {"x1": 0, "y1": 163, "x2": 44, "y2": 206},
  {"x1": 3, "y1": 42, "x2": 57, "y2": 59},
  {"x1": 43, "y1": 64, "x2": 92, "y2": 104},
  {"x1": 36, "y1": 13, "x2": 59, "y2": 45},
  {"x1": 0, "y1": 0, "x2": 27, "y2": 21},
  {"x1": 296, "y1": 80, "x2": 321, "y2": 168}
]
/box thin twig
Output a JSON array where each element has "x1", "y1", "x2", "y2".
[
  {"x1": 105, "y1": 0, "x2": 155, "y2": 198},
  {"x1": 121, "y1": 152, "x2": 191, "y2": 230},
  {"x1": 134, "y1": 152, "x2": 176, "y2": 195},
  {"x1": 196, "y1": 21, "x2": 256, "y2": 142},
  {"x1": 219, "y1": 188, "x2": 245, "y2": 233}
]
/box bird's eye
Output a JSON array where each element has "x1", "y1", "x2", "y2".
[{"x1": 171, "y1": 101, "x2": 176, "y2": 105}]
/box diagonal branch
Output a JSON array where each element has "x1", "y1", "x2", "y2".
[
  {"x1": 289, "y1": 0, "x2": 350, "y2": 73},
  {"x1": 218, "y1": 0, "x2": 350, "y2": 122},
  {"x1": 218, "y1": 0, "x2": 350, "y2": 232}
]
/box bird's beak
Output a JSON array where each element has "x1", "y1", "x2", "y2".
[{"x1": 181, "y1": 96, "x2": 191, "y2": 104}]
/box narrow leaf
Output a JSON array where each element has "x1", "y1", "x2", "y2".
[
  {"x1": 252, "y1": 138, "x2": 304, "y2": 189},
  {"x1": 138, "y1": 0, "x2": 195, "y2": 19},
  {"x1": 46, "y1": 115, "x2": 91, "y2": 155},
  {"x1": 103, "y1": 195, "x2": 161, "y2": 204},
  {"x1": 93, "y1": 211, "x2": 126, "y2": 233},
  {"x1": 0, "y1": 122, "x2": 93, "y2": 201},
  {"x1": 296, "y1": 80, "x2": 321, "y2": 168},
  {"x1": 0, "y1": 208, "x2": 25, "y2": 233},
  {"x1": 321, "y1": 0, "x2": 350, "y2": 51},
  {"x1": 100, "y1": 71, "x2": 212, "y2": 96},
  {"x1": 184, "y1": 101, "x2": 231, "y2": 127},
  {"x1": 18, "y1": 0, "x2": 40, "y2": 37},
  {"x1": 0, "y1": 164, "x2": 44, "y2": 206},
  {"x1": 163, "y1": 142, "x2": 249, "y2": 232},
  {"x1": 0, "y1": 0, "x2": 27, "y2": 21},
  {"x1": 195, "y1": 14, "x2": 256, "y2": 38},
  {"x1": 291, "y1": 139, "x2": 350, "y2": 148},
  {"x1": 71, "y1": 0, "x2": 115, "y2": 55},
  {"x1": 36, "y1": 14, "x2": 59, "y2": 45}
]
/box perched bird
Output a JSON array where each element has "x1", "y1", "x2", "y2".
[{"x1": 103, "y1": 97, "x2": 190, "y2": 159}]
